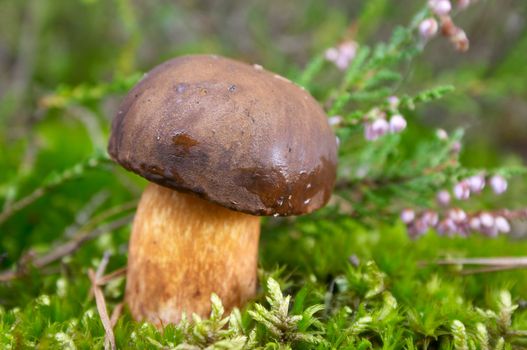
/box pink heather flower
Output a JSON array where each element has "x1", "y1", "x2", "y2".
[
  {"x1": 436, "y1": 129, "x2": 449, "y2": 140},
  {"x1": 453, "y1": 181, "x2": 470, "y2": 200},
  {"x1": 415, "y1": 219, "x2": 430, "y2": 234},
  {"x1": 429, "y1": 0, "x2": 452, "y2": 16},
  {"x1": 479, "y1": 213, "x2": 495, "y2": 228},
  {"x1": 436, "y1": 221, "x2": 448, "y2": 235},
  {"x1": 328, "y1": 115, "x2": 343, "y2": 127},
  {"x1": 469, "y1": 217, "x2": 481, "y2": 231},
  {"x1": 326, "y1": 41, "x2": 358, "y2": 71},
  {"x1": 389, "y1": 115, "x2": 407, "y2": 133},
  {"x1": 407, "y1": 224, "x2": 422, "y2": 238},
  {"x1": 489, "y1": 175, "x2": 508, "y2": 195},
  {"x1": 334, "y1": 55, "x2": 350, "y2": 70},
  {"x1": 401, "y1": 209, "x2": 416, "y2": 224},
  {"x1": 451, "y1": 141, "x2": 462, "y2": 154},
  {"x1": 421, "y1": 211, "x2": 439, "y2": 227},
  {"x1": 419, "y1": 18, "x2": 439, "y2": 40},
  {"x1": 407, "y1": 219, "x2": 430, "y2": 238},
  {"x1": 437, "y1": 218, "x2": 457, "y2": 236},
  {"x1": 495, "y1": 216, "x2": 511, "y2": 233},
  {"x1": 436, "y1": 190, "x2": 451, "y2": 206},
  {"x1": 450, "y1": 28, "x2": 469, "y2": 52},
  {"x1": 364, "y1": 118, "x2": 389, "y2": 141},
  {"x1": 467, "y1": 174, "x2": 485, "y2": 193},
  {"x1": 339, "y1": 41, "x2": 358, "y2": 60},
  {"x1": 448, "y1": 208, "x2": 467, "y2": 223},
  {"x1": 325, "y1": 47, "x2": 339, "y2": 61},
  {"x1": 482, "y1": 224, "x2": 498, "y2": 237},
  {"x1": 387, "y1": 96, "x2": 400, "y2": 109}
]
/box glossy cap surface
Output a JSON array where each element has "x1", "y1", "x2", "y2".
[{"x1": 108, "y1": 55, "x2": 337, "y2": 216}]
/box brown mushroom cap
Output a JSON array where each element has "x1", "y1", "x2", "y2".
[{"x1": 108, "y1": 55, "x2": 337, "y2": 216}]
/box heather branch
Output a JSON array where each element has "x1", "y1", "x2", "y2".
[
  {"x1": 0, "y1": 153, "x2": 112, "y2": 226},
  {"x1": 39, "y1": 72, "x2": 142, "y2": 109},
  {"x1": 0, "y1": 213, "x2": 133, "y2": 281}
]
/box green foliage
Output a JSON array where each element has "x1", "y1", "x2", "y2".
[
  {"x1": 40, "y1": 73, "x2": 142, "y2": 109},
  {"x1": 248, "y1": 278, "x2": 324, "y2": 346},
  {"x1": 3, "y1": 220, "x2": 527, "y2": 348},
  {"x1": 1, "y1": 0, "x2": 527, "y2": 349}
]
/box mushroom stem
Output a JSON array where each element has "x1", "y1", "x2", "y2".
[{"x1": 125, "y1": 183, "x2": 260, "y2": 326}]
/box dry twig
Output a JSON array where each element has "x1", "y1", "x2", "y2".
[
  {"x1": 460, "y1": 265, "x2": 525, "y2": 275},
  {"x1": 434, "y1": 257, "x2": 527, "y2": 266},
  {"x1": 110, "y1": 302, "x2": 124, "y2": 328},
  {"x1": 89, "y1": 252, "x2": 116, "y2": 350},
  {"x1": 426, "y1": 256, "x2": 527, "y2": 275}
]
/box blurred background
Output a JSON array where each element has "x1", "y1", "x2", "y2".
[
  {"x1": 0, "y1": 0, "x2": 526, "y2": 292},
  {"x1": 1, "y1": 0, "x2": 526, "y2": 162}
]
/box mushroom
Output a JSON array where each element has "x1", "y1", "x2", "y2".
[{"x1": 108, "y1": 54, "x2": 337, "y2": 326}]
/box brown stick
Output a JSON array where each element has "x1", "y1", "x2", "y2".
[
  {"x1": 434, "y1": 257, "x2": 527, "y2": 266},
  {"x1": 89, "y1": 267, "x2": 116, "y2": 350},
  {"x1": 96, "y1": 267, "x2": 127, "y2": 286},
  {"x1": 110, "y1": 302, "x2": 124, "y2": 328},
  {"x1": 89, "y1": 265, "x2": 126, "y2": 332},
  {"x1": 460, "y1": 265, "x2": 525, "y2": 275}
]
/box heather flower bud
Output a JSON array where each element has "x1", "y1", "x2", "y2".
[
  {"x1": 451, "y1": 141, "x2": 462, "y2": 154},
  {"x1": 467, "y1": 174, "x2": 485, "y2": 193},
  {"x1": 328, "y1": 115, "x2": 343, "y2": 127},
  {"x1": 389, "y1": 114, "x2": 407, "y2": 133},
  {"x1": 451, "y1": 28, "x2": 469, "y2": 52},
  {"x1": 325, "y1": 41, "x2": 359, "y2": 70},
  {"x1": 436, "y1": 190, "x2": 451, "y2": 206},
  {"x1": 325, "y1": 47, "x2": 339, "y2": 61},
  {"x1": 489, "y1": 175, "x2": 508, "y2": 195},
  {"x1": 429, "y1": 0, "x2": 452, "y2": 16},
  {"x1": 482, "y1": 225, "x2": 498, "y2": 237},
  {"x1": 387, "y1": 96, "x2": 400, "y2": 109},
  {"x1": 479, "y1": 213, "x2": 495, "y2": 228},
  {"x1": 436, "y1": 128, "x2": 449, "y2": 140},
  {"x1": 419, "y1": 18, "x2": 439, "y2": 40},
  {"x1": 454, "y1": 181, "x2": 470, "y2": 200},
  {"x1": 449, "y1": 208, "x2": 467, "y2": 223},
  {"x1": 335, "y1": 55, "x2": 350, "y2": 70},
  {"x1": 339, "y1": 41, "x2": 358, "y2": 60},
  {"x1": 408, "y1": 219, "x2": 429, "y2": 238},
  {"x1": 436, "y1": 221, "x2": 447, "y2": 235},
  {"x1": 364, "y1": 118, "x2": 389, "y2": 141},
  {"x1": 401, "y1": 209, "x2": 416, "y2": 224},
  {"x1": 469, "y1": 217, "x2": 481, "y2": 231},
  {"x1": 495, "y1": 216, "x2": 511, "y2": 233},
  {"x1": 422, "y1": 211, "x2": 439, "y2": 227},
  {"x1": 437, "y1": 218, "x2": 457, "y2": 236},
  {"x1": 440, "y1": 16, "x2": 457, "y2": 37}
]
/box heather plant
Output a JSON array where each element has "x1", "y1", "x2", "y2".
[{"x1": 1, "y1": 0, "x2": 527, "y2": 349}]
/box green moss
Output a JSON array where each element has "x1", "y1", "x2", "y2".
[{"x1": 1, "y1": 0, "x2": 527, "y2": 348}]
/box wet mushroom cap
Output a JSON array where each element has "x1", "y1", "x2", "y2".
[{"x1": 108, "y1": 54, "x2": 337, "y2": 216}]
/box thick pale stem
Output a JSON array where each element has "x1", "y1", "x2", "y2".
[{"x1": 125, "y1": 183, "x2": 260, "y2": 326}]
